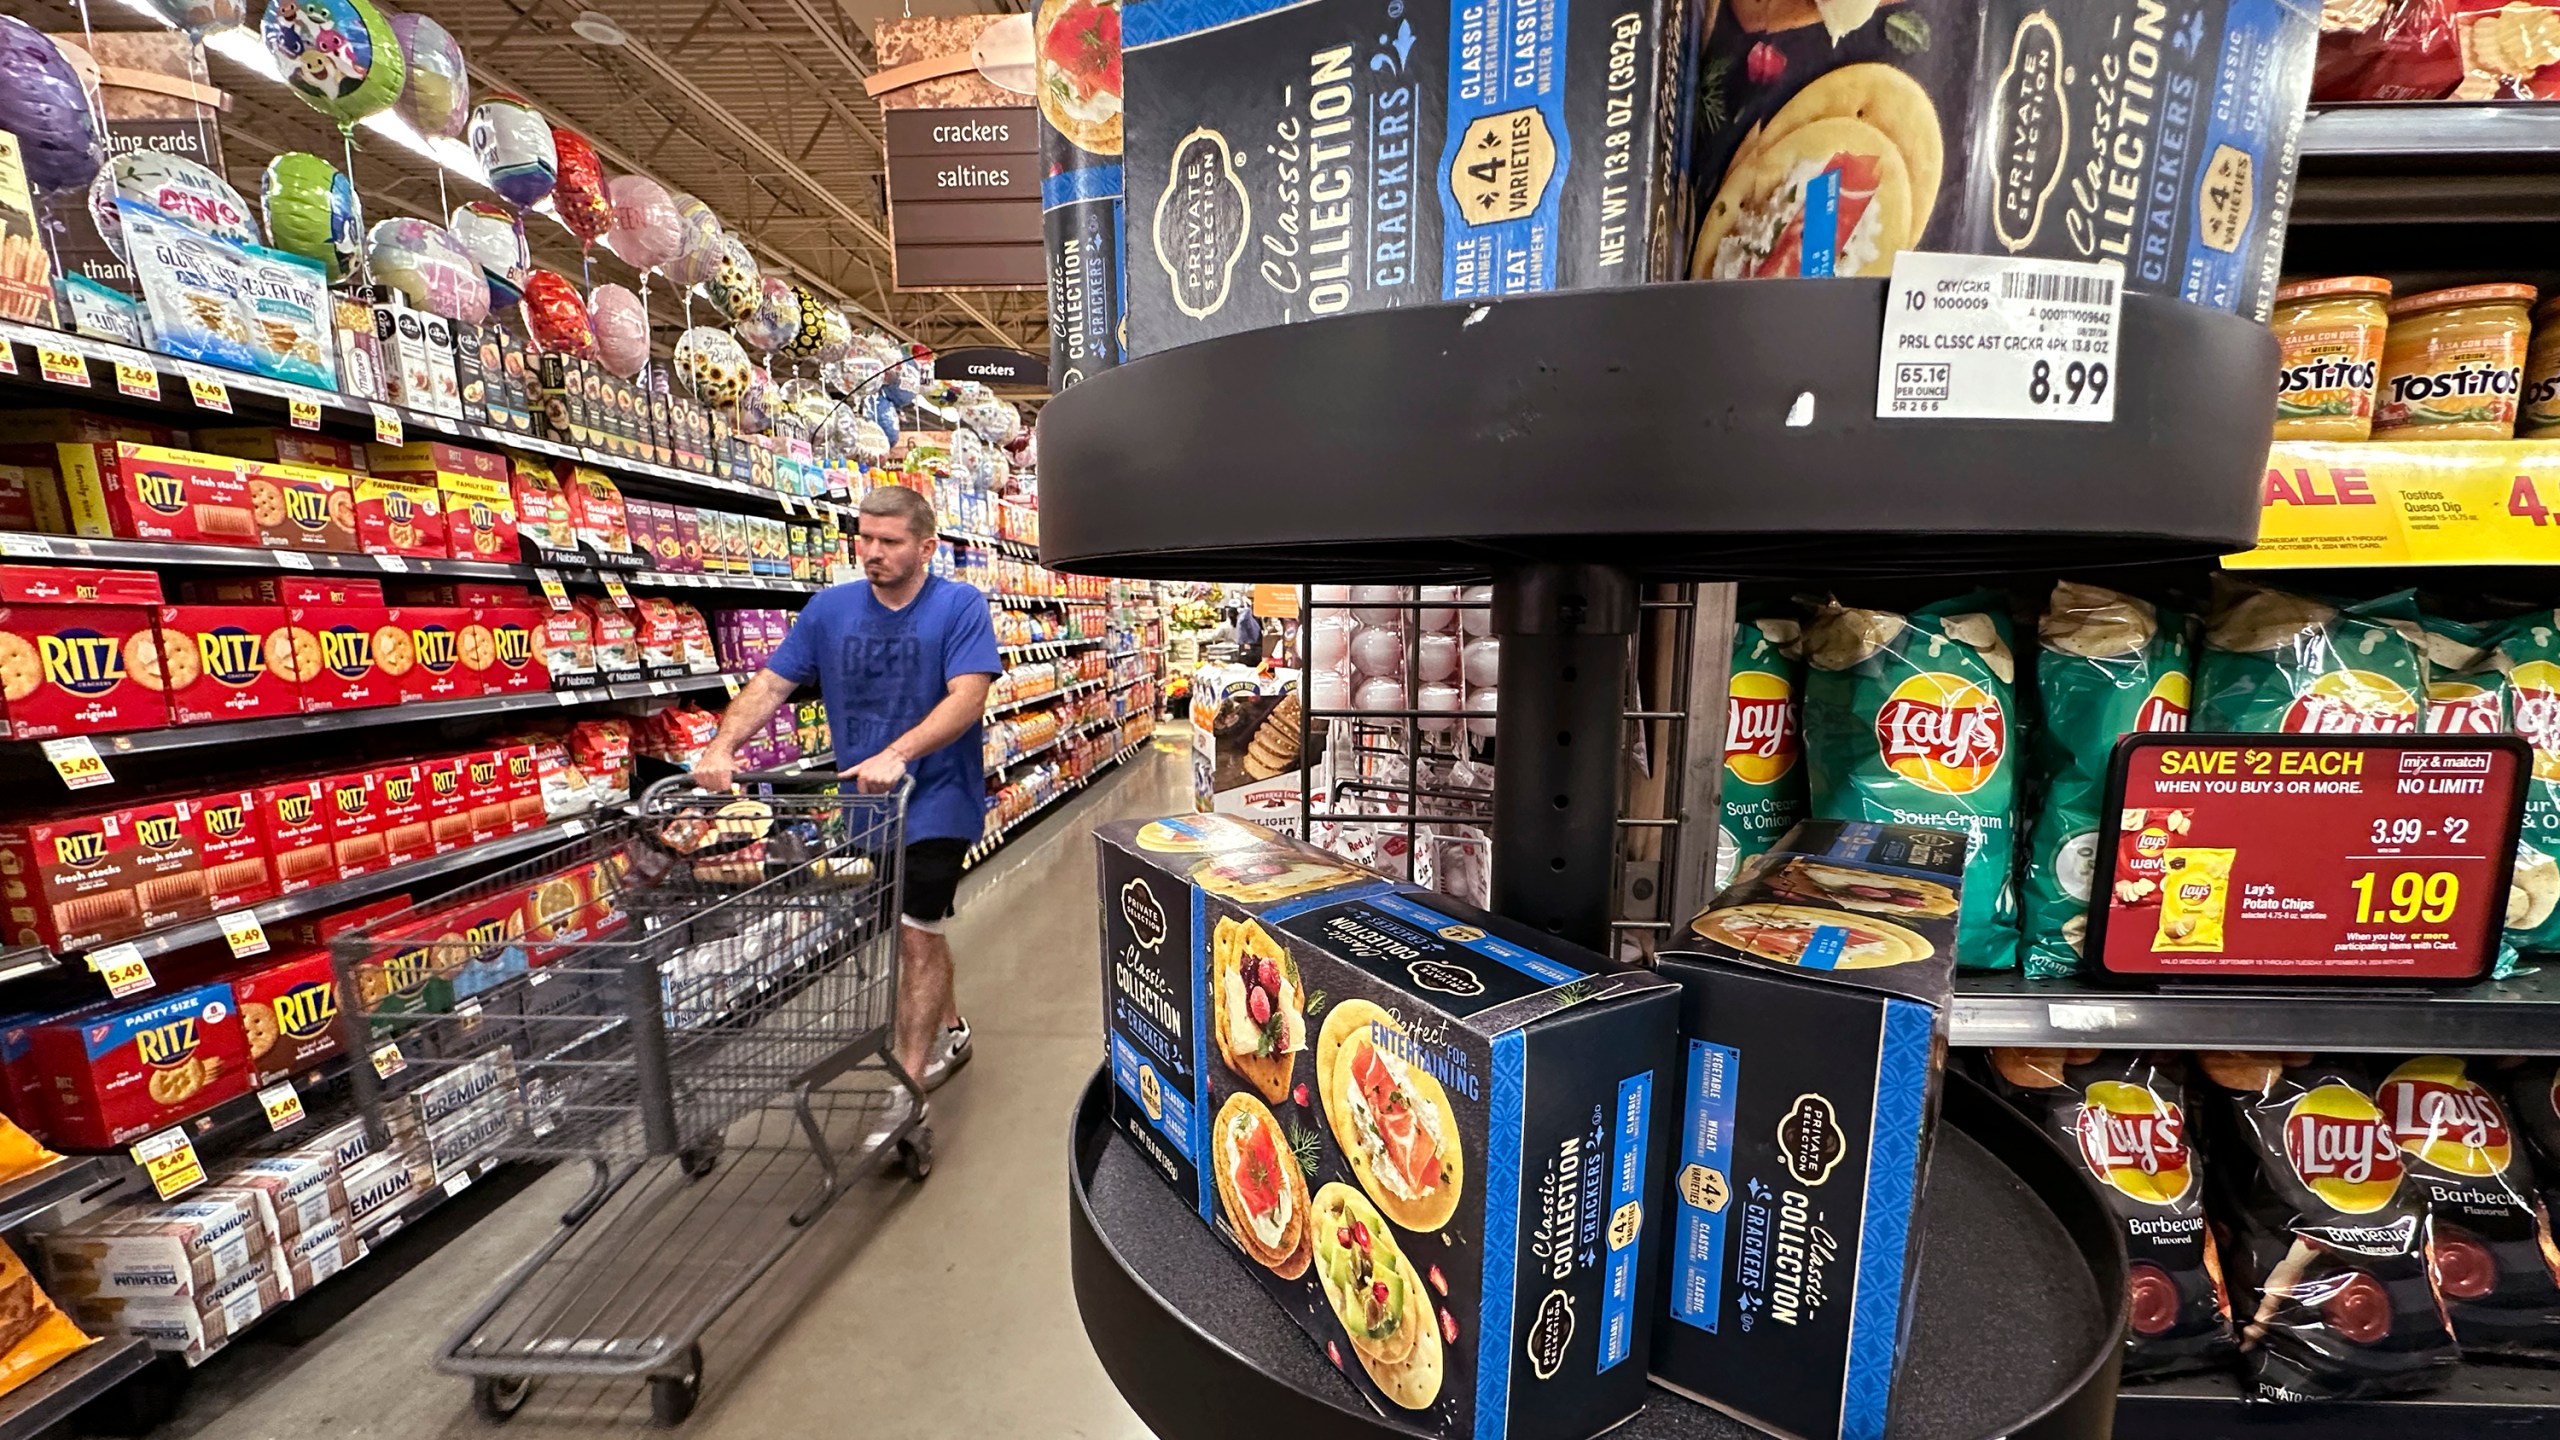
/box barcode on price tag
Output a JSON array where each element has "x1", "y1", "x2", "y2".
[
  {"x1": 258, "y1": 1081, "x2": 304, "y2": 1131},
  {"x1": 40, "y1": 736, "x2": 112, "y2": 790},
  {"x1": 132, "y1": 1128, "x2": 204, "y2": 1199},
  {"x1": 216, "y1": 909, "x2": 269, "y2": 959},
  {"x1": 1876, "y1": 253, "x2": 2123, "y2": 423}
]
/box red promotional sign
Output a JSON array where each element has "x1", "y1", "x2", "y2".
[{"x1": 2092, "y1": 735, "x2": 2527, "y2": 983}]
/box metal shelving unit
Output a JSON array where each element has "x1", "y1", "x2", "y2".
[
  {"x1": 1949, "y1": 970, "x2": 2560, "y2": 1053},
  {"x1": 0, "y1": 533, "x2": 820, "y2": 595}
]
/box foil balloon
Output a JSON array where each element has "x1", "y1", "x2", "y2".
[
  {"x1": 0, "y1": 19, "x2": 103, "y2": 191},
  {"x1": 90, "y1": 150, "x2": 258, "y2": 262},
  {"x1": 694, "y1": 233, "x2": 759, "y2": 321},
  {"x1": 367, "y1": 217, "x2": 486, "y2": 323},
  {"x1": 673, "y1": 326, "x2": 750, "y2": 406},
  {"x1": 259, "y1": 151, "x2": 361, "y2": 282},
  {"x1": 773, "y1": 284, "x2": 832, "y2": 361},
  {"x1": 141, "y1": 0, "x2": 245, "y2": 39},
  {"x1": 387, "y1": 11, "x2": 467, "y2": 139},
  {"x1": 600, "y1": 174, "x2": 680, "y2": 272},
  {"x1": 589, "y1": 282, "x2": 649, "y2": 378},
  {"x1": 261, "y1": 0, "x2": 408, "y2": 133},
  {"x1": 467, "y1": 95, "x2": 555, "y2": 208},
  {"x1": 778, "y1": 378, "x2": 835, "y2": 435},
  {"x1": 732, "y1": 274, "x2": 800, "y2": 353},
  {"x1": 549, "y1": 127, "x2": 612, "y2": 244},
  {"x1": 734, "y1": 367, "x2": 776, "y2": 434},
  {"x1": 520, "y1": 269, "x2": 593, "y2": 355},
  {"x1": 662, "y1": 192, "x2": 724, "y2": 287},
  {"x1": 810, "y1": 306, "x2": 854, "y2": 365},
  {"x1": 449, "y1": 199, "x2": 528, "y2": 307}
]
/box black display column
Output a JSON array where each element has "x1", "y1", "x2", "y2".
[{"x1": 1490, "y1": 563, "x2": 1636, "y2": 948}]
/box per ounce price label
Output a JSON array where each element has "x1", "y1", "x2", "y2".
[{"x1": 1878, "y1": 252, "x2": 2124, "y2": 424}]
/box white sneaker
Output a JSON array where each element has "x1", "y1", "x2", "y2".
[
  {"x1": 864, "y1": 1085, "x2": 924, "y2": 1156},
  {"x1": 922, "y1": 1018, "x2": 973, "y2": 1091}
]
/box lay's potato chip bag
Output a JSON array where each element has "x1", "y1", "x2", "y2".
[
  {"x1": 1716, "y1": 612, "x2": 1805, "y2": 891},
  {"x1": 2491, "y1": 613, "x2": 2560, "y2": 962},
  {"x1": 2194, "y1": 583, "x2": 2429, "y2": 735},
  {"x1": 2423, "y1": 615, "x2": 2524, "y2": 977},
  {"x1": 2154, "y1": 848, "x2": 2237, "y2": 952}
]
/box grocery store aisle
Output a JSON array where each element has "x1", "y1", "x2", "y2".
[{"x1": 159, "y1": 736, "x2": 1191, "y2": 1440}]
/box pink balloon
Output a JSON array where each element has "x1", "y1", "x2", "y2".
[
  {"x1": 589, "y1": 282, "x2": 649, "y2": 378},
  {"x1": 601, "y1": 173, "x2": 680, "y2": 272}
]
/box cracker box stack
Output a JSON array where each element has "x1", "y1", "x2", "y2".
[
  {"x1": 1097, "y1": 813, "x2": 1678, "y2": 1439},
  {"x1": 1650, "y1": 819, "x2": 1961, "y2": 1440}
]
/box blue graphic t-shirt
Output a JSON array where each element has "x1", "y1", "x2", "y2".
[{"x1": 767, "y1": 574, "x2": 1002, "y2": 843}]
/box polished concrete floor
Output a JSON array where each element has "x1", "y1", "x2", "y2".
[{"x1": 155, "y1": 738, "x2": 1192, "y2": 1440}]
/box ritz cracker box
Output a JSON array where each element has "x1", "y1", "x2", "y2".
[
  {"x1": 1651, "y1": 820, "x2": 1961, "y2": 1440},
  {"x1": 1097, "y1": 813, "x2": 1678, "y2": 1438}
]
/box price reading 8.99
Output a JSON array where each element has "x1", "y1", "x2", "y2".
[{"x1": 2351, "y1": 870, "x2": 2460, "y2": 925}]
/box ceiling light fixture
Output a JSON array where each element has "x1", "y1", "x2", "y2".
[{"x1": 569, "y1": 12, "x2": 630, "y2": 46}]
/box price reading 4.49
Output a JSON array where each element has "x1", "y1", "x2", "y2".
[{"x1": 2351, "y1": 870, "x2": 2460, "y2": 924}]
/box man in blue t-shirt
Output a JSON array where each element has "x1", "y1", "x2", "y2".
[{"x1": 693, "y1": 484, "x2": 1000, "y2": 1132}]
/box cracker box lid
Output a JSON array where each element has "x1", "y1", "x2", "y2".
[
  {"x1": 1678, "y1": 820, "x2": 1962, "y2": 1007},
  {"x1": 0, "y1": 564, "x2": 162, "y2": 605}
]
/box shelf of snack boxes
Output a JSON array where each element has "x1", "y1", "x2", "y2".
[
  {"x1": 0, "y1": 531, "x2": 824, "y2": 599},
  {"x1": 0, "y1": 321, "x2": 850, "y2": 524},
  {"x1": 964, "y1": 728, "x2": 1154, "y2": 869},
  {"x1": 985, "y1": 715, "x2": 1119, "y2": 777},
  {"x1": 986, "y1": 676, "x2": 1105, "y2": 719},
  {"x1": 997, "y1": 637, "x2": 1103, "y2": 661}
]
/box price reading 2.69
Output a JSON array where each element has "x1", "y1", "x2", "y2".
[{"x1": 2351, "y1": 870, "x2": 2460, "y2": 924}]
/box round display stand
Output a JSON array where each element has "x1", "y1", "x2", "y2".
[
  {"x1": 1037, "y1": 280, "x2": 2275, "y2": 583},
  {"x1": 1069, "y1": 1067, "x2": 2128, "y2": 1440}
]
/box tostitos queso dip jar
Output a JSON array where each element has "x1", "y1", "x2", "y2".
[
  {"x1": 2374, "y1": 283, "x2": 2536, "y2": 441},
  {"x1": 2272, "y1": 277, "x2": 2392, "y2": 441},
  {"x1": 2523, "y1": 296, "x2": 2560, "y2": 439}
]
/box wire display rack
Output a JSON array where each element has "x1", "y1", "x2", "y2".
[{"x1": 331, "y1": 771, "x2": 927, "y2": 1425}]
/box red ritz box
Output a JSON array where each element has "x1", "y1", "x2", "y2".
[
  {"x1": 461, "y1": 749, "x2": 512, "y2": 843},
  {"x1": 289, "y1": 606, "x2": 397, "y2": 711},
  {"x1": 230, "y1": 948, "x2": 341, "y2": 1086},
  {"x1": 189, "y1": 788, "x2": 274, "y2": 913},
  {"x1": 252, "y1": 777, "x2": 335, "y2": 895},
  {"x1": 497, "y1": 743, "x2": 544, "y2": 831},
  {"x1": 0, "y1": 565, "x2": 170, "y2": 740},
  {"x1": 52, "y1": 442, "x2": 259, "y2": 546},
  {"x1": 376, "y1": 762, "x2": 432, "y2": 867},
  {"x1": 479, "y1": 608, "x2": 548, "y2": 694},
  {"x1": 156, "y1": 605, "x2": 301, "y2": 725},
  {"x1": 388, "y1": 607, "x2": 482, "y2": 704},
  {"x1": 417, "y1": 755, "x2": 471, "y2": 854},
  {"x1": 27, "y1": 982, "x2": 253, "y2": 1147},
  {"x1": 322, "y1": 770, "x2": 387, "y2": 878},
  {"x1": 0, "y1": 807, "x2": 140, "y2": 952},
  {"x1": 122, "y1": 794, "x2": 208, "y2": 930},
  {"x1": 351, "y1": 477, "x2": 447, "y2": 559}
]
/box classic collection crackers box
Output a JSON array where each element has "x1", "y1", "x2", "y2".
[
  {"x1": 1121, "y1": 0, "x2": 1706, "y2": 355},
  {"x1": 1097, "y1": 813, "x2": 1677, "y2": 1438},
  {"x1": 1651, "y1": 820, "x2": 1960, "y2": 1440}
]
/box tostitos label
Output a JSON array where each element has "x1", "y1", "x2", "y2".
[
  {"x1": 2377, "y1": 1056, "x2": 2514, "y2": 1179},
  {"x1": 2075, "y1": 1080, "x2": 2194, "y2": 1205},
  {"x1": 2282, "y1": 1082, "x2": 2405, "y2": 1214},
  {"x1": 1874, "y1": 672, "x2": 2007, "y2": 795}
]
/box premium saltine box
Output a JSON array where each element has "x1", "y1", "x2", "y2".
[
  {"x1": 1651, "y1": 819, "x2": 1960, "y2": 1440},
  {"x1": 1097, "y1": 813, "x2": 1678, "y2": 1439},
  {"x1": 1121, "y1": 0, "x2": 1707, "y2": 356}
]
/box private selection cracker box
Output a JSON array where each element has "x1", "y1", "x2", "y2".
[{"x1": 1097, "y1": 813, "x2": 1679, "y2": 1439}]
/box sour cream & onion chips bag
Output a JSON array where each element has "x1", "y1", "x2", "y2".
[{"x1": 2193, "y1": 582, "x2": 2430, "y2": 735}]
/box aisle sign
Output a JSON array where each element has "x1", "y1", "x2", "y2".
[
  {"x1": 115, "y1": 362, "x2": 159, "y2": 401},
  {"x1": 288, "y1": 396, "x2": 321, "y2": 430},
  {"x1": 372, "y1": 404, "x2": 403, "y2": 447},
  {"x1": 216, "y1": 909, "x2": 269, "y2": 959},
  {"x1": 132, "y1": 1127, "x2": 205, "y2": 1199},
  {"x1": 90, "y1": 942, "x2": 153, "y2": 998},
  {"x1": 2091, "y1": 734, "x2": 2526, "y2": 983},
  {"x1": 1876, "y1": 252, "x2": 2122, "y2": 423},
  {"x1": 876, "y1": 73, "x2": 1043, "y2": 290},
  {"x1": 37, "y1": 346, "x2": 87, "y2": 387},
  {"x1": 258, "y1": 1081, "x2": 304, "y2": 1131},
  {"x1": 40, "y1": 736, "x2": 112, "y2": 790},
  {"x1": 186, "y1": 369, "x2": 232, "y2": 413},
  {"x1": 2231, "y1": 441, "x2": 2560, "y2": 568}
]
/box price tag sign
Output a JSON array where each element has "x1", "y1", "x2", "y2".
[
  {"x1": 0, "y1": 342, "x2": 15, "y2": 376},
  {"x1": 534, "y1": 568, "x2": 571, "y2": 610},
  {"x1": 91, "y1": 942, "x2": 154, "y2": 998},
  {"x1": 2091, "y1": 734, "x2": 2529, "y2": 984},
  {"x1": 186, "y1": 370, "x2": 232, "y2": 414},
  {"x1": 216, "y1": 909, "x2": 269, "y2": 959},
  {"x1": 375, "y1": 553, "x2": 410, "y2": 573},
  {"x1": 115, "y1": 362, "x2": 160, "y2": 401},
  {"x1": 288, "y1": 396, "x2": 322, "y2": 430},
  {"x1": 372, "y1": 404, "x2": 403, "y2": 447},
  {"x1": 258, "y1": 1081, "x2": 305, "y2": 1131},
  {"x1": 36, "y1": 345, "x2": 87, "y2": 387},
  {"x1": 273, "y1": 549, "x2": 313, "y2": 570},
  {"x1": 370, "y1": 1042, "x2": 406, "y2": 1079},
  {"x1": 603, "y1": 576, "x2": 633, "y2": 609},
  {"x1": 40, "y1": 736, "x2": 113, "y2": 790},
  {"x1": 443, "y1": 1166, "x2": 473, "y2": 1197},
  {"x1": 131, "y1": 1127, "x2": 205, "y2": 1200},
  {"x1": 0, "y1": 534, "x2": 51, "y2": 558},
  {"x1": 1876, "y1": 252, "x2": 2123, "y2": 423},
  {"x1": 647, "y1": 680, "x2": 671, "y2": 696},
  {"x1": 721, "y1": 674, "x2": 742, "y2": 699}
]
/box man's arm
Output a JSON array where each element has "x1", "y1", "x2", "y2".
[
  {"x1": 689, "y1": 668, "x2": 798, "y2": 791},
  {"x1": 845, "y1": 672, "x2": 993, "y2": 793}
]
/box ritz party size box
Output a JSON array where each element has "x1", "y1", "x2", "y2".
[
  {"x1": 1652, "y1": 819, "x2": 1961, "y2": 1440},
  {"x1": 1097, "y1": 813, "x2": 1679, "y2": 1439}
]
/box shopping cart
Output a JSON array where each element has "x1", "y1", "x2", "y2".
[{"x1": 331, "y1": 770, "x2": 929, "y2": 1426}]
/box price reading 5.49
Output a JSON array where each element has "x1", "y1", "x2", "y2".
[{"x1": 2351, "y1": 870, "x2": 2460, "y2": 924}]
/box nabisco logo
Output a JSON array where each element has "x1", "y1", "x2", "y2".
[
  {"x1": 2073, "y1": 1081, "x2": 2192, "y2": 1205},
  {"x1": 284, "y1": 484, "x2": 331, "y2": 531},
  {"x1": 1875, "y1": 672, "x2": 2006, "y2": 795},
  {"x1": 2378, "y1": 1057, "x2": 2513, "y2": 1178},
  {"x1": 1724, "y1": 670, "x2": 1799, "y2": 786},
  {"x1": 2280, "y1": 670, "x2": 2418, "y2": 734},
  {"x1": 135, "y1": 468, "x2": 188, "y2": 515},
  {"x1": 2134, "y1": 672, "x2": 2191, "y2": 733},
  {"x1": 2427, "y1": 680, "x2": 2506, "y2": 734},
  {"x1": 197, "y1": 626, "x2": 264, "y2": 686},
  {"x1": 2282, "y1": 1082, "x2": 2404, "y2": 1213},
  {"x1": 2509, "y1": 659, "x2": 2560, "y2": 781}
]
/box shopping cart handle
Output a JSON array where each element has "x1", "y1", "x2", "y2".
[{"x1": 645, "y1": 769, "x2": 915, "y2": 800}]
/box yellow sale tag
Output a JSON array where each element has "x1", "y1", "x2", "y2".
[
  {"x1": 131, "y1": 1128, "x2": 205, "y2": 1200},
  {"x1": 115, "y1": 362, "x2": 159, "y2": 401},
  {"x1": 371, "y1": 1042, "x2": 406, "y2": 1079},
  {"x1": 187, "y1": 372, "x2": 232, "y2": 413},
  {"x1": 37, "y1": 346, "x2": 87, "y2": 387},
  {"x1": 536, "y1": 569, "x2": 570, "y2": 610},
  {"x1": 258, "y1": 1081, "x2": 304, "y2": 1131},
  {"x1": 39, "y1": 736, "x2": 112, "y2": 790},
  {"x1": 603, "y1": 576, "x2": 633, "y2": 609},
  {"x1": 373, "y1": 404, "x2": 403, "y2": 447},
  {"x1": 92, "y1": 942, "x2": 153, "y2": 999},
  {"x1": 721, "y1": 674, "x2": 742, "y2": 699},
  {"x1": 2234, "y1": 441, "x2": 2560, "y2": 569},
  {"x1": 289, "y1": 396, "x2": 322, "y2": 431},
  {"x1": 216, "y1": 909, "x2": 269, "y2": 960},
  {"x1": 0, "y1": 341, "x2": 15, "y2": 375}
]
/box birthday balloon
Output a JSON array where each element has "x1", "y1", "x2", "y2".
[
  {"x1": 449, "y1": 199, "x2": 528, "y2": 308},
  {"x1": 695, "y1": 233, "x2": 759, "y2": 321},
  {"x1": 810, "y1": 306, "x2": 854, "y2": 365},
  {"x1": 261, "y1": 0, "x2": 407, "y2": 132},
  {"x1": 367, "y1": 217, "x2": 485, "y2": 324},
  {"x1": 733, "y1": 275, "x2": 801, "y2": 353},
  {"x1": 663, "y1": 193, "x2": 724, "y2": 287},
  {"x1": 90, "y1": 150, "x2": 258, "y2": 264},
  {"x1": 673, "y1": 326, "x2": 750, "y2": 406},
  {"x1": 521, "y1": 269, "x2": 593, "y2": 355},
  {"x1": 600, "y1": 174, "x2": 679, "y2": 271},
  {"x1": 0, "y1": 19, "x2": 103, "y2": 192},
  {"x1": 589, "y1": 282, "x2": 648, "y2": 379},
  {"x1": 467, "y1": 95, "x2": 555, "y2": 208},
  {"x1": 141, "y1": 0, "x2": 244, "y2": 39},
  {"x1": 259, "y1": 151, "x2": 361, "y2": 282},
  {"x1": 387, "y1": 11, "x2": 467, "y2": 139},
  {"x1": 550, "y1": 127, "x2": 611, "y2": 243},
  {"x1": 735, "y1": 366, "x2": 776, "y2": 435},
  {"x1": 849, "y1": 414, "x2": 890, "y2": 464}
]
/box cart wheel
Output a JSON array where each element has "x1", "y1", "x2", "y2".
[
  {"x1": 650, "y1": 1345, "x2": 703, "y2": 1427},
  {"x1": 679, "y1": 1142, "x2": 721, "y2": 1179},
  {"x1": 472, "y1": 1375, "x2": 533, "y2": 1423},
  {"x1": 898, "y1": 1128, "x2": 933, "y2": 1181}
]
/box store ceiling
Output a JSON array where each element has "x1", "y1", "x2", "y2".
[{"x1": 10, "y1": 0, "x2": 1048, "y2": 358}]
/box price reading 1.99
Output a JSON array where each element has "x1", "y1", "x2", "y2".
[{"x1": 2351, "y1": 870, "x2": 2461, "y2": 924}]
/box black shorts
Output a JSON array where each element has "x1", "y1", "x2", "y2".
[{"x1": 901, "y1": 838, "x2": 970, "y2": 924}]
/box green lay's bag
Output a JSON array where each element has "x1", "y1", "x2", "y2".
[
  {"x1": 2491, "y1": 614, "x2": 2560, "y2": 962},
  {"x1": 1716, "y1": 613, "x2": 1805, "y2": 891},
  {"x1": 2194, "y1": 584, "x2": 2429, "y2": 735},
  {"x1": 1797, "y1": 594, "x2": 2019, "y2": 970},
  {"x1": 2423, "y1": 615, "x2": 2526, "y2": 977},
  {"x1": 2020, "y1": 584, "x2": 2193, "y2": 979}
]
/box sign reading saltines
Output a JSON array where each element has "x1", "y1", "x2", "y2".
[
  {"x1": 1877, "y1": 253, "x2": 2124, "y2": 423},
  {"x1": 2092, "y1": 734, "x2": 2527, "y2": 981},
  {"x1": 871, "y1": 16, "x2": 1047, "y2": 292}
]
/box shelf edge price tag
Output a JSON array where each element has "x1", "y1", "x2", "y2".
[
  {"x1": 288, "y1": 396, "x2": 322, "y2": 431},
  {"x1": 603, "y1": 575, "x2": 633, "y2": 609},
  {"x1": 721, "y1": 674, "x2": 741, "y2": 699},
  {"x1": 90, "y1": 941, "x2": 154, "y2": 999},
  {"x1": 36, "y1": 345, "x2": 88, "y2": 387},
  {"x1": 375, "y1": 553, "x2": 410, "y2": 573},
  {"x1": 370, "y1": 1042, "x2": 406, "y2": 1079},
  {"x1": 273, "y1": 548, "x2": 313, "y2": 570},
  {"x1": 40, "y1": 736, "x2": 113, "y2": 790},
  {"x1": 257, "y1": 1080, "x2": 305, "y2": 1132},
  {"x1": 115, "y1": 361, "x2": 160, "y2": 401},
  {"x1": 185, "y1": 369, "x2": 232, "y2": 414},
  {"x1": 442, "y1": 1165, "x2": 473, "y2": 1197},
  {"x1": 372, "y1": 404, "x2": 403, "y2": 447},
  {"x1": 0, "y1": 341, "x2": 15, "y2": 376},
  {"x1": 216, "y1": 909, "x2": 269, "y2": 960},
  {"x1": 1876, "y1": 252, "x2": 2123, "y2": 424},
  {"x1": 0, "y1": 534, "x2": 51, "y2": 559},
  {"x1": 131, "y1": 1127, "x2": 205, "y2": 1200},
  {"x1": 535, "y1": 568, "x2": 570, "y2": 610}
]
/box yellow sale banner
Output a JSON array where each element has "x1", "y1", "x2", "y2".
[{"x1": 2230, "y1": 441, "x2": 2560, "y2": 569}]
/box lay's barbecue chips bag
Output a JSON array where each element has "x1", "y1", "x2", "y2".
[
  {"x1": 2019, "y1": 584, "x2": 2193, "y2": 978},
  {"x1": 1797, "y1": 594, "x2": 2018, "y2": 969},
  {"x1": 2491, "y1": 613, "x2": 2560, "y2": 960},
  {"x1": 1716, "y1": 612, "x2": 1805, "y2": 891},
  {"x1": 2194, "y1": 584, "x2": 2429, "y2": 735}
]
